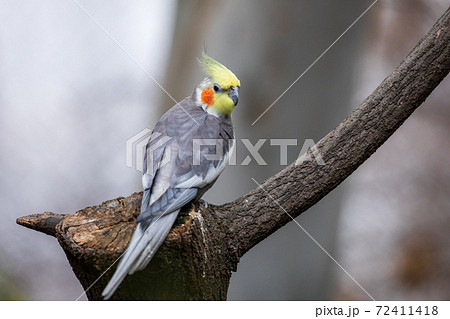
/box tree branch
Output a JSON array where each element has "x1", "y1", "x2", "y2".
[
  {"x1": 17, "y1": 7, "x2": 450, "y2": 300},
  {"x1": 220, "y1": 7, "x2": 450, "y2": 258},
  {"x1": 17, "y1": 212, "x2": 65, "y2": 237}
]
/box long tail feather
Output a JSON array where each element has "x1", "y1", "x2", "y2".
[{"x1": 101, "y1": 210, "x2": 179, "y2": 300}]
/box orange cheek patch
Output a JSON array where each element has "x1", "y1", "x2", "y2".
[{"x1": 201, "y1": 88, "x2": 214, "y2": 107}]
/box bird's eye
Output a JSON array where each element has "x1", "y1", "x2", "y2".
[{"x1": 213, "y1": 85, "x2": 220, "y2": 92}]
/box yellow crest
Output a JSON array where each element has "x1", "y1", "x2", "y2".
[{"x1": 199, "y1": 53, "x2": 240, "y2": 89}]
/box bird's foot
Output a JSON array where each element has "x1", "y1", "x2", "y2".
[{"x1": 198, "y1": 199, "x2": 209, "y2": 209}]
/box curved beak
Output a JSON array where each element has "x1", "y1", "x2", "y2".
[{"x1": 229, "y1": 87, "x2": 239, "y2": 106}]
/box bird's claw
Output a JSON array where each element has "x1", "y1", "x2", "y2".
[{"x1": 198, "y1": 199, "x2": 209, "y2": 208}]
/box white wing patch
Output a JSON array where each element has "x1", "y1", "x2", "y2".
[
  {"x1": 175, "y1": 139, "x2": 235, "y2": 189},
  {"x1": 146, "y1": 146, "x2": 174, "y2": 206},
  {"x1": 142, "y1": 173, "x2": 152, "y2": 189}
]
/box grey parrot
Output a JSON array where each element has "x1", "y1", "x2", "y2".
[{"x1": 102, "y1": 53, "x2": 240, "y2": 299}]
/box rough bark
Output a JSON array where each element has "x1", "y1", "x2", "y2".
[{"x1": 17, "y1": 7, "x2": 450, "y2": 300}]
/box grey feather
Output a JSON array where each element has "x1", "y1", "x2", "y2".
[
  {"x1": 102, "y1": 212, "x2": 177, "y2": 300},
  {"x1": 102, "y1": 189, "x2": 199, "y2": 299},
  {"x1": 129, "y1": 212, "x2": 178, "y2": 274},
  {"x1": 101, "y1": 221, "x2": 147, "y2": 300},
  {"x1": 137, "y1": 188, "x2": 198, "y2": 223}
]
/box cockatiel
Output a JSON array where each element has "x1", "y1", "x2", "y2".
[{"x1": 102, "y1": 53, "x2": 240, "y2": 299}]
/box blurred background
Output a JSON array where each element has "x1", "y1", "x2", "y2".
[{"x1": 0, "y1": 0, "x2": 448, "y2": 300}]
